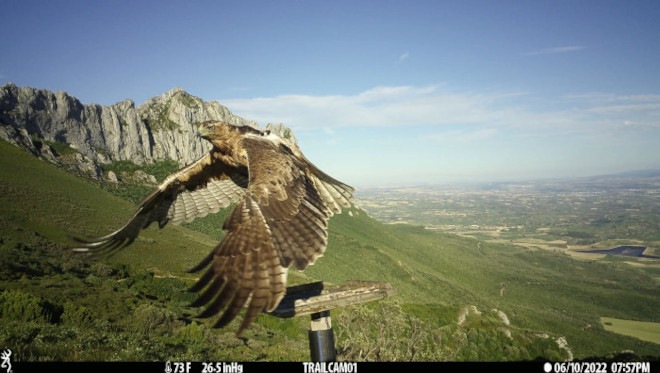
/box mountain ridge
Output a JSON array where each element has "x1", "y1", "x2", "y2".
[{"x1": 0, "y1": 84, "x2": 293, "y2": 181}]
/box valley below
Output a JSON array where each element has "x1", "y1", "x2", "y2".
[
  {"x1": 356, "y1": 174, "x2": 660, "y2": 359},
  {"x1": 357, "y1": 173, "x2": 660, "y2": 281}
]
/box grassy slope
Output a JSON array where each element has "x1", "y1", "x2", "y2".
[
  {"x1": 601, "y1": 317, "x2": 660, "y2": 345},
  {"x1": 1, "y1": 140, "x2": 659, "y2": 360},
  {"x1": 0, "y1": 141, "x2": 218, "y2": 275},
  {"x1": 0, "y1": 141, "x2": 312, "y2": 361}
]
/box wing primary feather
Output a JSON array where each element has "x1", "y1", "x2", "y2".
[
  {"x1": 74, "y1": 237, "x2": 133, "y2": 258},
  {"x1": 321, "y1": 178, "x2": 354, "y2": 203},
  {"x1": 238, "y1": 251, "x2": 271, "y2": 334},
  {"x1": 190, "y1": 276, "x2": 226, "y2": 308},
  {"x1": 186, "y1": 251, "x2": 215, "y2": 273},
  {"x1": 212, "y1": 295, "x2": 245, "y2": 329},
  {"x1": 188, "y1": 267, "x2": 216, "y2": 293},
  {"x1": 313, "y1": 178, "x2": 341, "y2": 213},
  {"x1": 211, "y1": 252, "x2": 252, "y2": 329},
  {"x1": 300, "y1": 199, "x2": 330, "y2": 232},
  {"x1": 71, "y1": 128, "x2": 357, "y2": 335},
  {"x1": 92, "y1": 238, "x2": 133, "y2": 258},
  {"x1": 267, "y1": 263, "x2": 287, "y2": 312},
  {"x1": 197, "y1": 282, "x2": 237, "y2": 319}
]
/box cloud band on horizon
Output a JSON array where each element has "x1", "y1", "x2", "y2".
[{"x1": 218, "y1": 84, "x2": 659, "y2": 135}]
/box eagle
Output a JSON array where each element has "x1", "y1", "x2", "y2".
[{"x1": 73, "y1": 121, "x2": 354, "y2": 334}]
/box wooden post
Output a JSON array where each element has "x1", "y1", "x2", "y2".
[{"x1": 268, "y1": 280, "x2": 395, "y2": 361}]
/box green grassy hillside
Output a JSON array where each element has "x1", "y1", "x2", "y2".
[
  {"x1": 1, "y1": 140, "x2": 658, "y2": 361},
  {"x1": 319, "y1": 212, "x2": 660, "y2": 359}
]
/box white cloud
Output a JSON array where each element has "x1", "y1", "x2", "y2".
[
  {"x1": 216, "y1": 85, "x2": 660, "y2": 186},
  {"x1": 427, "y1": 128, "x2": 498, "y2": 144},
  {"x1": 219, "y1": 85, "x2": 527, "y2": 130},
  {"x1": 396, "y1": 52, "x2": 409, "y2": 64},
  {"x1": 217, "y1": 85, "x2": 660, "y2": 140},
  {"x1": 525, "y1": 46, "x2": 585, "y2": 55},
  {"x1": 562, "y1": 93, "x2": 660, "y2": 129},
  {"x1": 565, "y1": 92, "x2": 660, "y2": 103},
  {"x1": 586, "y1": 102, "x2": 660, "y2": 114}
]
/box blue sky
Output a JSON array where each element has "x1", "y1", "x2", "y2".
[{"x1": 2, "y1": 1, "x2": 660, "y2": 187}]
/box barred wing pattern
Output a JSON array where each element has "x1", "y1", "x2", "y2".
[
  {"x1": 74, "y1": 130, "x2": 354, "y2": 334},
  {"x1": 168, "y1": 177, "x2": 246, "y2": 224},
  {"x1": 73, "y1": 150, "x2": 248, "y2": 256},
  {"x1": 306, "y1": 162, "x2": 353, "y2": 214},
  {"x1": 188, "y1": 136, "x2": 353, "y2": 334}
]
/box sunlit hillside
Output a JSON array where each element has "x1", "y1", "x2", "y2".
[{"x1": 1, "y1": 140, "x2": 658, "y2": 361}]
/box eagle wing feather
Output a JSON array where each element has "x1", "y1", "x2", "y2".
[
  {"x1": 189, "y1": 136, "x2": 343, "y2": 333},
  {"x1": 73, "y1": 150, "x2": 248, "y2": 255},
  {"x1": 73, "y1": 124, "x2": 354, "y2": 335}
]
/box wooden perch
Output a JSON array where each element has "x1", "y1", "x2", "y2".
[{"x1": 268, "y1": 280, "x2": 396, "y2": 318}]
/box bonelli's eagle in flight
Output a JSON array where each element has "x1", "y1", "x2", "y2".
[{"x1": 74, "y1": 121, "x2": 354, "y2": 334}]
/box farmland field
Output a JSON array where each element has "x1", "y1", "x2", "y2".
[{"x1": 600, "y1": 317, "x2": 660, "y2": 345}]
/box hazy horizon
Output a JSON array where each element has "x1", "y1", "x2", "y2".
[{"x1": 352, "y1": 167, "x2": 660, "y2": 190}]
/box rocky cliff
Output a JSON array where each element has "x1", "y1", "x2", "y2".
[{"x1": 0, "y1": 84, "x2": 293, "y2": 181}]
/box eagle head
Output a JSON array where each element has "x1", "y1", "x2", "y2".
[
  {"x1": 198, "y1": 121, "x2": 264, "y2": 158},
  {"x1": 199, "y1": 121, "x2": 234, "y2": 140},
  {"x1": 199, "y1": 121, "x2": 262, "y2": 140}
]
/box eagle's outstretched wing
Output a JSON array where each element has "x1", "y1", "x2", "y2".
[
  {"x1": 74, "y1": 133, "x2": 354, "y2": 334},
  {"x1": 72, "y1": 150, "x2": 248, "y2": 256},
  {"x1": 188, "y1": 136, "x2": 354, "y2": 334}
]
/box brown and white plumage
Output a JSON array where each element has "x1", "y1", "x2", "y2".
[{"x1": 73, "y1": 121, "x2": 354, "y2": 334}]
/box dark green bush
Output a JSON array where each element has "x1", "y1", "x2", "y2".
[
  {"x1": 0, "y1": 289, "x2": 61, "y2": 323},
  {"x1": 132, "y1": 303, "x2": 178, "y2": 333},
  {"x1": 61, "y1": 301, "x2": 94, "y2": 326}
]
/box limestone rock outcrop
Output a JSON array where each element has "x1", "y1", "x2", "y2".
[{"x1": 0, "y1": 84, "x2": 292, "y2": 181}]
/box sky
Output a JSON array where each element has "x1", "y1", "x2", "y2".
[{"x1": 2, "y1": 0, "x2": 660, "y2": 188}]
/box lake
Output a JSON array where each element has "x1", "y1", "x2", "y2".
[{"x1": 579, "y1": 246, "x2": 660, "y2": 259}]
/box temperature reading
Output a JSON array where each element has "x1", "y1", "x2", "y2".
[{"x1": 168, "y1": 361, "x2": 191, "y2": 373}]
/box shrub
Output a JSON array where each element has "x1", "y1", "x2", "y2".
[
  {"x1": 174, "y1": 322, "x2": 207, "y2": 353},
  {"x1": 142, "y1": 159, "x2": 179, "y2": 182},
  {"x1": 91, "y1": 262, "x2": 115, "y2": 278},
  {"x1": 132, "y1": 303, "x2": 178, "y2": 334},
  {"x1": 0, "y1": 289, "x2": 61, "y2": 323},
  {"x1": 335, "y1": 300, "x2": 439, "y2": 361},
  {"x1": 46, "y1": 140, "x2": 78, "y2": 156},
  {"x1": 61, "y1": 301, "x2": 94, "y2": 326}
]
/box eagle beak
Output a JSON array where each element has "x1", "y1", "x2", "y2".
[{"x1": 198, "y1": 125, "x2": 211, "y2": 139}]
